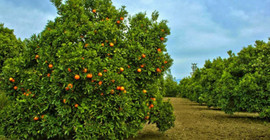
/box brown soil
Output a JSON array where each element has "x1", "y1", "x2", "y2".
[{"x1": 128, "y1": 97, "x2": 270, "y2": 140}]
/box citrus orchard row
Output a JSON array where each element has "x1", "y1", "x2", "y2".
[{"x1": 179, "y1": 40, "x2": 270, "y2": 118}]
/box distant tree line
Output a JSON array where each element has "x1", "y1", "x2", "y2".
[{"x1": 162, "y1": 69, "x2": 179, "y2": 97}]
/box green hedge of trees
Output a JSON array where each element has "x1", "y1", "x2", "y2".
[
  {"x1": 163, "y1": 70, "x2": 179, "y2": 97},
  {"x1": 179, "y1": 39, "x2": 270, "y2": 118}
]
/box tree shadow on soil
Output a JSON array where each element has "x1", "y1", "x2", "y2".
[
  {"x1": 191, "y1": 105, "x2": 222, "y2": 111},
  {"x1": 128, "y1": 131, "x2": 166, "y2": 140},
  {"x1": 207, "y1": 112, "x2": 268, "y2": 123},
  {"x1": 190, "y1": 105, "x2": 269, "y2": 123},
  {"x1": 224, "y1": 115, "x2": 268, "y2": 122}
]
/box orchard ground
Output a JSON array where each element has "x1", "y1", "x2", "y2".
[{"x1": 129, "y1": 98, "x2": 270, "y2": 140}]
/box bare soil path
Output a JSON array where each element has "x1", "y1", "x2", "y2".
[{"x1": 129, "y1": 97, "x2": 270, "y2": 140}]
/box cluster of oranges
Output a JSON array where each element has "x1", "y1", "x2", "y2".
[
  {"x1": 9, "y1": 78, "x2": 35, "y2": 97},
  {"x1": 33, "y1": 114, "x2": 45, "y2": 121}
]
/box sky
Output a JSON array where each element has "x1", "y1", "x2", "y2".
[{"x1": 1, "y1": 0, "x2": 270, "y2": 80}]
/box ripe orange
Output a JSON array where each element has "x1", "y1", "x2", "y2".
[
  {"x1": 164, "y1": 60, "x2": 168, "y2": 64},
  {"x1": 101, "y1": 43, "x2": 104, "y2": 46},
  {"x1": 9, "y1": 78, "x2": 14, "y2": 82},
  {"x1": 48, "y1": 64, "x2": 53, "y2": 69},
  {"x1": 145, "y1": 116, "x2": 149, "y2": 120},
  {"x1": 100, "y1": 93, "x2": 104, "y2": 96},
  {"x1": 47, "y1": 73, "x2": 51, "y2": 77},
  {"x1": 104, "y1": 69, "x2": 107, "y2": 73},
  {"x1": 111, "y1": 79, "x2": 115, "y2": 83},
  {"x1": 84, "y1": 44, "x2": 89, "y2": 48},
  {"x1": 98, "y1": 72, "x2": 102, "y2": 77},
  {"x1": 128, "y1": 65, "x2": 131, "y2": 68},
  {"x1": 110, "y1": 89, "x2": 115, "y2": 94},
  {"x1": 68, "y1": 68, "x2": 72, "y2": 72},
  {"x1": 160, "y1": 37, "x2": 164, "y2": 41},
  {"x1": 120, "y1": 86, "x2": 125, "y2": 91},
  {"x1": 63, "y1": 99, "x2": 66, "y2": 103},
  {"x1": 14, "y1": 86, "x2": 18, "y2": 90},
  {"x1": 142, "y1": 54, "x2": 146, "y2": 58},
  {"x1": 106, "y1": 17, "x2": 109, "y2": 21},
  {"x1": 123, "y1": 90, "x2": 127, "y2": 94},
  {"x1": 26, "y1": 93, "x2": 29, "y2": 96},
  {"x1": 161, "y1": 29, "x2": 165, "y2": 32},
  {"x1": 86, "y1": 73, "x2": 93, "y2": 79},
  {"x1": 98, "y1": 81, "x2": 102, "y2": 86},
  {"x1": 82, "y1": 57, "x2": 85, "y2": 60},
  {"x1": 116, "y1": 20, "x2": 121, "y2": 24},
  {"x1": 120, "y1": 17, "x2": 124, "y2": 20},
  {"x1": 35, "y1": 55, "x2": 39, "y2": 59},
  {"x1": 150, "y1": 104, "x2": 154, "y2": 108},
  {"x1": 34, "y1": 116, "x2": 39, "y2": 121},
  {"x1": 137, "y1": 68, "x2": 142, "y2": 73},
  {"x1": 83, "y1": 68, "x2": 87, "y2": 73},
  {"x1": 23, "y1": 92, "x2": 26, "y2": 95},
  {"x1": 68, "y1": 83, "x2": 73, "y2": 89},
  {"x1": 41, "y1": 115, "x2": 45, "y2": 119},
  {"x1": 74, "y1": 104, "x2": 79, "y2": 108},
  {"x1": 151, "y1": 98, "x2": 156, "y2": 101},
  {"x1": 74, "y1": 74, "x2": 80, "y2": 80},
  {"x1": 143, "y1": 89, "x2": 147, "y2": 94},
  {"x1": 157, "y1": 48, "x2": 161, "y2": 52},
  {"x1": 140, "y1": 64, "x2": 144, "y2": 68},
  {"x1": 120, "y1": 67, "x2": 124, "y2": 72},
  {"x1": 92, "y1": 9, "x2": 96, "y2": 13},
  {"x1": 65, "y1": 87, "x2": 70, "y2": 91},
  {"x1": 116, "y1": 86, "x2": 121, "y2": 90},
  {"x1": 156, "y1": 68, "x2": 161, "y2": 73},
  {"x1": 109, "y1": 43, "x2": 114, "y2": 47}
]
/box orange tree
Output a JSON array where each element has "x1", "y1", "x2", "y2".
[{"x1": 0, "y1": 0, "x2": 175, "y2": 139}]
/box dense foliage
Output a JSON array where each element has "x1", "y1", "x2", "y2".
[
  {"x1": 0, "y1": 24, "x2": 24, "y2": 73},
  {"x1": 163, "y1": 70, "x2": 179, "y2": 97},
  {"x1": 179, "y1": 39, "x2": 270, "y2": 118},
  {"x1": 0, "y1": 0, "x2": 175, "y2": 139}
]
